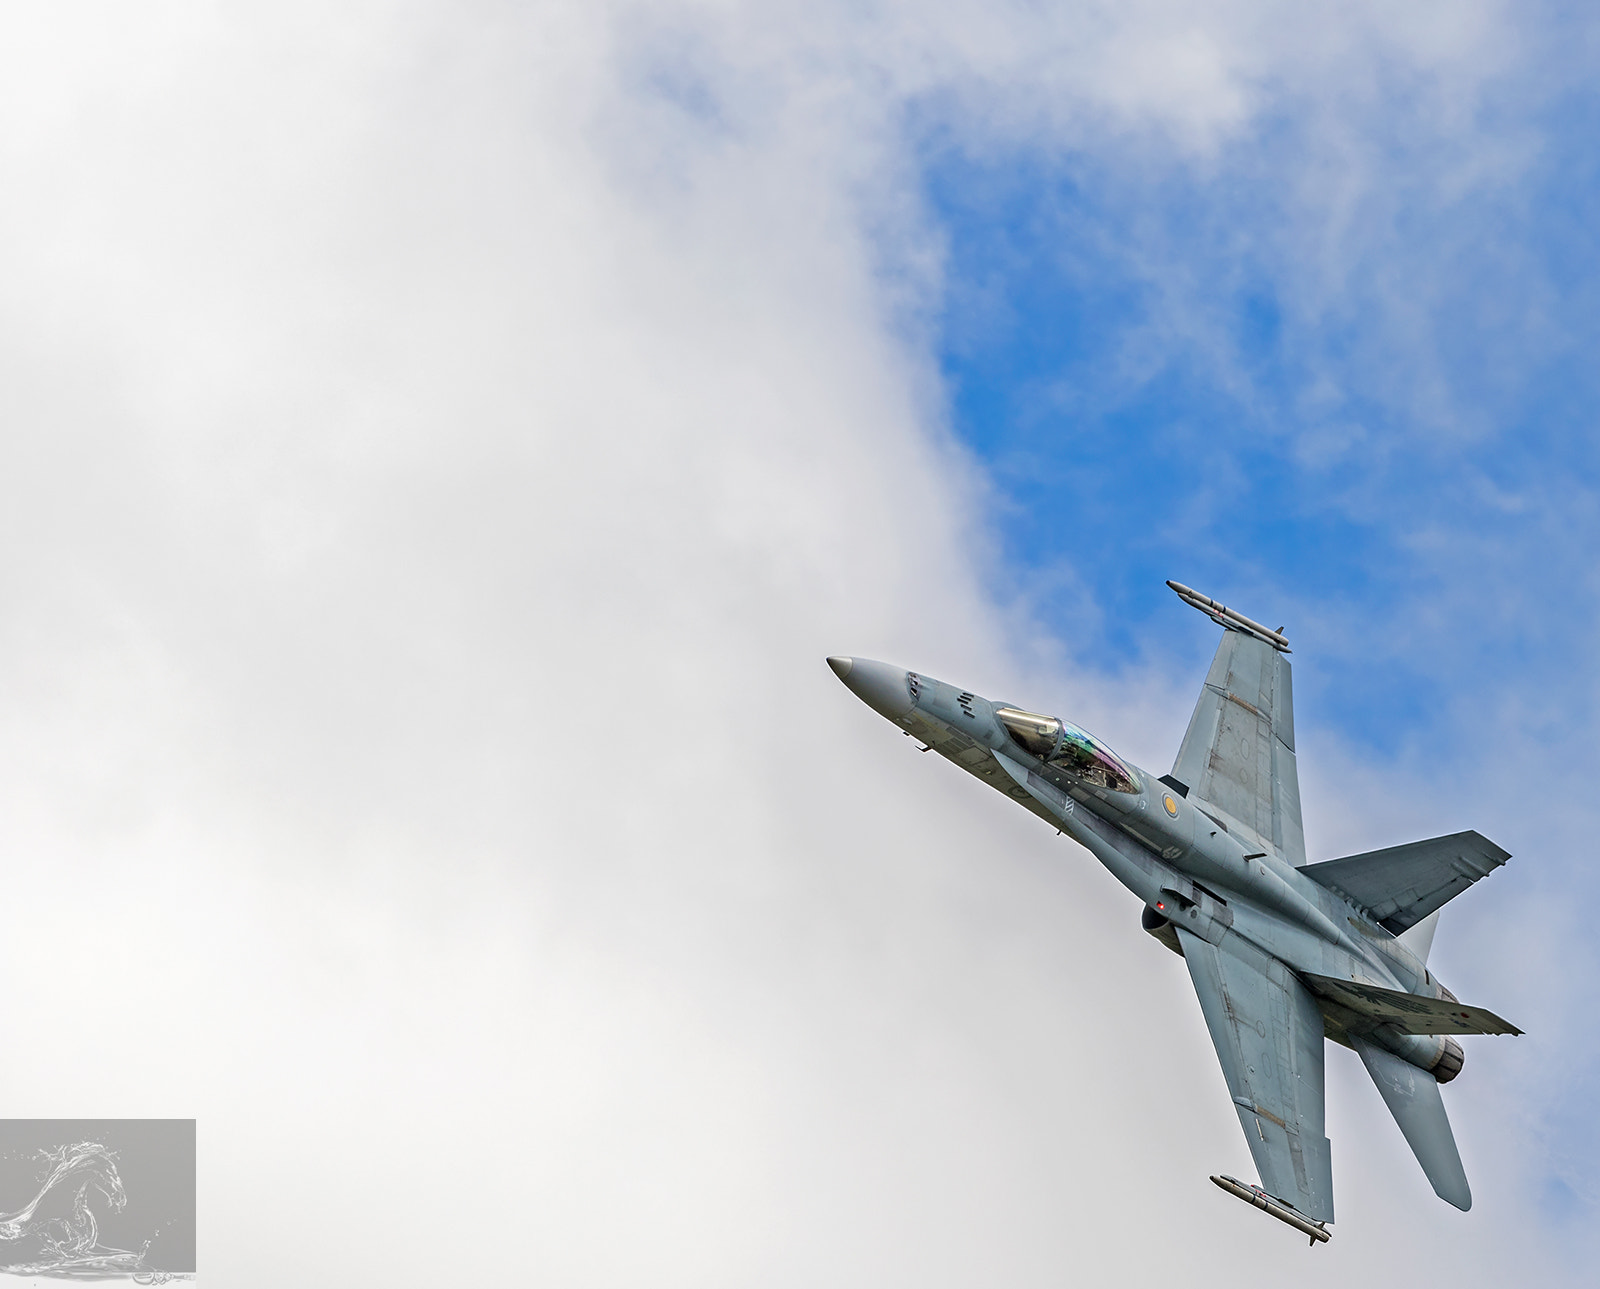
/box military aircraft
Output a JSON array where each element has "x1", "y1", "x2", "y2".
[{"x1": 826, "y1": 581, "x2": 1519, "y2": 1245}]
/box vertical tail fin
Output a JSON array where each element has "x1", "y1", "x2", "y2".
[
  {"x1": 1352, "y1": 1036, "x2": 1471, "y2": 1211},
  {"x1": 1396, "y1": 909, "x2": 1441, "y2": 964}
]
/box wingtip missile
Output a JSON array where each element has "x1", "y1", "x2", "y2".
[
  {"x1": 1168, "y1": 581, "x2": 1291, "y2": 653},
  {"x1": 1210, "y1": 1174, "x2": 1331, "y2": 1245}
]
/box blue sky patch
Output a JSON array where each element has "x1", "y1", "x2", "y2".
[{"x1": 917, "y1": 97, "x2": 1600, "y2": 767}]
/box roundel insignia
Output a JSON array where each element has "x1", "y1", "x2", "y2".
[{"x1": 1162, "y1": 794, "x2": 1179, "y2": 817}]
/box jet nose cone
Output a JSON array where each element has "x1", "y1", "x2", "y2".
[{"x1": 825, "y1": 655, "x2": 914, "y2": 720}]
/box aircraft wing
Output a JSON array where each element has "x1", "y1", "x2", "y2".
[
  {"x1": 1299, "y1": 830, "x2": 1509, "y2": 932},
  {"x1": 1175, "y1": 927, "x2": 1334, "y2": 1223},
  {"x1": 1170, "y1": 629, "x2": 1305, "y2": 866}
]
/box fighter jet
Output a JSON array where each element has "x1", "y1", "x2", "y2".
[{"x1": 826, "y1": 582, "x2": 1520, "y2": 1245}]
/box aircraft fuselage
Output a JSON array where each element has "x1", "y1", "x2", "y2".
[{"x1": 831, "y1": 656, "x2": 1457, "y2": 1078}]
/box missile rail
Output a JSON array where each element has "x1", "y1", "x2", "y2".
[{"x1": 1211, "y1": 1174, "x2": 1331, "y2": 1245}]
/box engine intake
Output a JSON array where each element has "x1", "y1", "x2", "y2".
[{"x1": 1141, "y1": 905, "x2": 1183, "y2": 957}]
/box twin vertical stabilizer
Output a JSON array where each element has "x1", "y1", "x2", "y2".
[{"x1": 1352, "y1": 1038, "x2": 1473, "y2": 1210}]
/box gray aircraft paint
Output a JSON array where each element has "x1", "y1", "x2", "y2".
[{"x1": 826, "y1": 591, "x2": 1520, "y2": 1240}]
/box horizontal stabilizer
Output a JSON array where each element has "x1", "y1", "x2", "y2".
[
  {"x1": 1352, "y1": 1036, "x2": 1472, "y2": 1211},
  {"x1": 1301, "y1": 973, "x2": 1521, "y2": 1036},
  {"x1": 1301, "y1": 831, "x2": 1509, "y2": 932}
]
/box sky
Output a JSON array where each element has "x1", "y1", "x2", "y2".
[{"x1": 0, "y1": 2, "x2": 1594, "y2": 1284}]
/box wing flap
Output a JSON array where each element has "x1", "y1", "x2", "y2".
[
  {"x1": 1301, "y1": 973, "x2": 1522, "y2": 1036},
  {"x1": 1300, "y1": 831, "x2": 1509, "y2": 932},
  {"x1": 1175, "y1": 927, "x2": 1334, "y2": 1223}
]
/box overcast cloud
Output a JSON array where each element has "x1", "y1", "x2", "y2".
[{"x1": 0, "y1": 3, "x2": 1587, "y2": 1284}]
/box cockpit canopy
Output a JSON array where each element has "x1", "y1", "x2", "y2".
[{"x1": 995, "y1": 706, "x2": 1140, "y2": 795}]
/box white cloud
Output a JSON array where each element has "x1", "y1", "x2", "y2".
[{"x1": 0, "y1": 2, "x2": 1579, "y2": 1284}]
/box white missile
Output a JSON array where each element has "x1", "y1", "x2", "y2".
[
  {"x1": 1211, "y1": 1174, "x2": 1331, "y2": 1245},
  {"x1": 1168, "y1": 581, "x2": 1291, "y2": 652}
]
